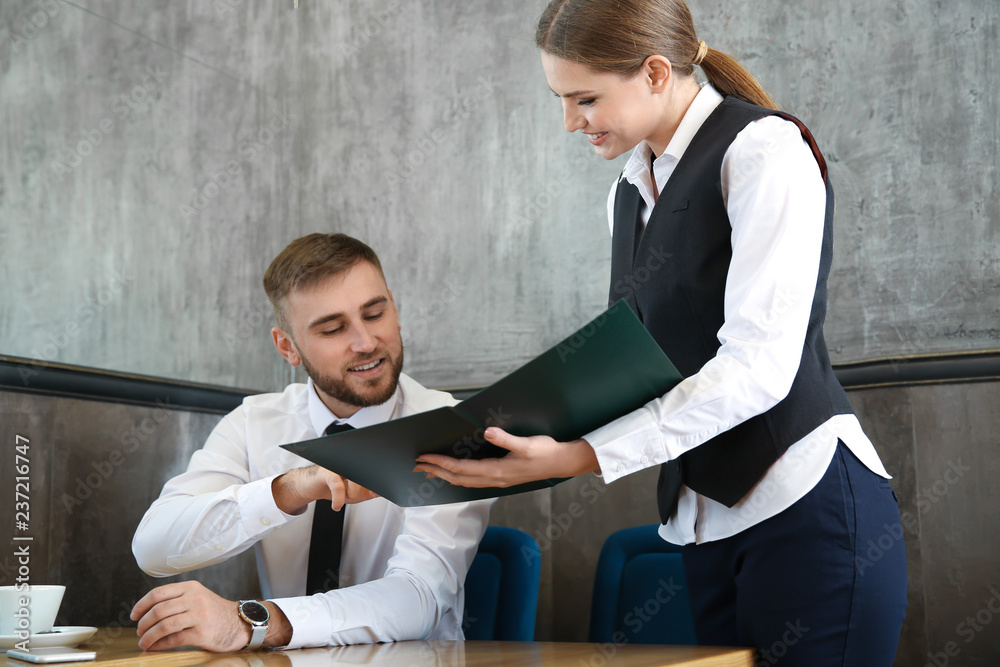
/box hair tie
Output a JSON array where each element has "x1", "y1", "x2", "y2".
[{"x1": 694, "y1": 40, "x2": 708, "y2": 66}]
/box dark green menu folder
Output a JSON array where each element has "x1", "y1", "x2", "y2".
[{"x1": 280, "y1": 300, "x2": 683, "y2": 507}]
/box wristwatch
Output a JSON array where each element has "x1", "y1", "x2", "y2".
[{"x1": 237, "y1": 600, "x2": 270, "y2": 650}]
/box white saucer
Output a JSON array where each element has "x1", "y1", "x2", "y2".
[{"x1": 0, "y1": 627, "x2": 98, "y2": 651}]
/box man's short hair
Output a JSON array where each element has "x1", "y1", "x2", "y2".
[{"x1": 263, "y1": 233, "x2": 385, "y2": 332}]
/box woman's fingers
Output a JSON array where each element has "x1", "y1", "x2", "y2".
[
  {"x1": 414, "y1": 431, "x2": 598, "y2": 487},
  {"x1": 414, "y1": 429, "x2": 542, "y2": 488},
  {"x1": 482, "y1": 427, "x2": 526, "y2": 452},
  {"x1": 415, "y1": 427, "x2": 524, "y2": 468},
  {"x1": 414, "y1": 457, "x2": 517, "y2": 488}
]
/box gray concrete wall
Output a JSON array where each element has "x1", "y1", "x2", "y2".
[
  {"x1": 2, "y1": 1, "x2": 997, "y2": 392},
  {"x1": 0, "y1": 0, "x2": 612, "y2": 392}
]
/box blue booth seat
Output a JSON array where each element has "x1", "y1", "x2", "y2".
[
  {"x1": 463, "y1": 526, "x2": 540, "y2": 641},
  {"x1": 589, "y1": 524, "x2": 698, "y2": 645}
]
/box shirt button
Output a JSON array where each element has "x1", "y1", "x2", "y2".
[
  {"x1": 215, "y1": 544, "x2": 223, "y2": 551},
  {"x1": 617, "y1": 464, "x2": 625, "y2": 472},
  {"x1": 261, "y1": 518, "x2": 271, "y2": 526}
]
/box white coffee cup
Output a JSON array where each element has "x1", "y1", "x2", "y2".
[{"x1": 0, "y1": 585, "x2": 66, "y2": 636}]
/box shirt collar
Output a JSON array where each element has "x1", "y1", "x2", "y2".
[
  {"x1": 620, "y1": 83, "x2": 725, "y2": 182},
  {"x1": 306, "y1": 376, "x2": 401, "y2": 436}
]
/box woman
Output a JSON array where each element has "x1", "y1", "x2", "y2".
[{"x1": 415, "y1": 1, "x2": 907, "y2": 663}]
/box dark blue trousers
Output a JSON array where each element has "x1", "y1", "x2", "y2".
[{"x1": 681, "y1": 443, "x2": 908, "y2": 666}]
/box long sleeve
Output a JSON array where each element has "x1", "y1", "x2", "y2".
[
  {"x1": 131, "y1": 407, "x2": 300, "y2": 576},
  {"x1": 589, "y1": 116, "x2": 828, "y2": 482},
  {"x1": 271, "y1": 499, "x2": 491, "y2": 648},
  {"x1": 131, "y1": 379, "x2": 494, "y2": 646}
]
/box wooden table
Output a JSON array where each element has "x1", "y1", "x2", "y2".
[{"x1": 7, "y1": 628, "x2": 754, "y2": 667}]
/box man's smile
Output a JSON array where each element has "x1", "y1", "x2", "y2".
[{"x1": 347, "y1": 357, "x2": 385, "y2": 376}]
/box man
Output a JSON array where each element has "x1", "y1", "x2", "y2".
[{"x1": 130, "y1": 233, "x2": 492, "y2": 651}]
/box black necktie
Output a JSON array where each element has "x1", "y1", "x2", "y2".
[{"x1": 306, "y1": 422, "x2": 354, "y2": 594}]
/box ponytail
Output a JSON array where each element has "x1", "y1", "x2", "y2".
[{"x1": 698, "y1": 47, "x2": 778, "y2": 110}]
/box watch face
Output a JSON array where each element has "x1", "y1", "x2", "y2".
[{"x1": 241, "y1": 601, "x2": 269, "y2": 623}]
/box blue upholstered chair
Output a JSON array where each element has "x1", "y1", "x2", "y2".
[
  {"x1": 588, "y1": 524, "x2": 698, "y2": 645},
  {"x1": 463, "y1": 526, "x2": 540, "y2": 641}
]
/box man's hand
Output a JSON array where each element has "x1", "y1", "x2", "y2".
[
  {"x1": 130, "y1": 581, "x2": 293, "y2": 651},
  {"x1": 272, "y1": 465, "x2": 378, "y2": 514},
  {"x1": 413, "y1": 427, "x2": 600, "y2": 488}
]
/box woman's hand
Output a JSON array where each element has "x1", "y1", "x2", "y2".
[{"x1": 413, "y1": 427, "x2": 600, "y2": 488}]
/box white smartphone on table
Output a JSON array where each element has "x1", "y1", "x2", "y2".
[{"x1": 5, "y1": 647, "x2": 97, "y2": 663}]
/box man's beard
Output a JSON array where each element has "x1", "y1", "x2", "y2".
[{"x1": 299, "y1": 344, "x2": 404, "y2": 409}]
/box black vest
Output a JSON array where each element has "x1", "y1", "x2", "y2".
[{"x1": 609, "y1": 97, "x2": 854, "y2": 523}]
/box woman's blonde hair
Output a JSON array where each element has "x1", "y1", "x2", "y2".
[{"x1": 535, "y1": 0, "x2": 777, "y2": 110}]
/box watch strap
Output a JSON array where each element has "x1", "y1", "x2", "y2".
[{"x1": 245, "y1": 624, "x2": 267, "y2": 651}]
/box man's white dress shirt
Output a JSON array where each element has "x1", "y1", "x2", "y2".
[
  {"x1": 132, "y1": 373, "x2": 493, "y2": 648},
  {"x1": 584, "y1": 84, "x2": 889, "y2": 546}
]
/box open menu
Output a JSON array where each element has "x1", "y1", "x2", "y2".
[{"x1": 280, "y1": 300, "x2": 683, "y2": 507}]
